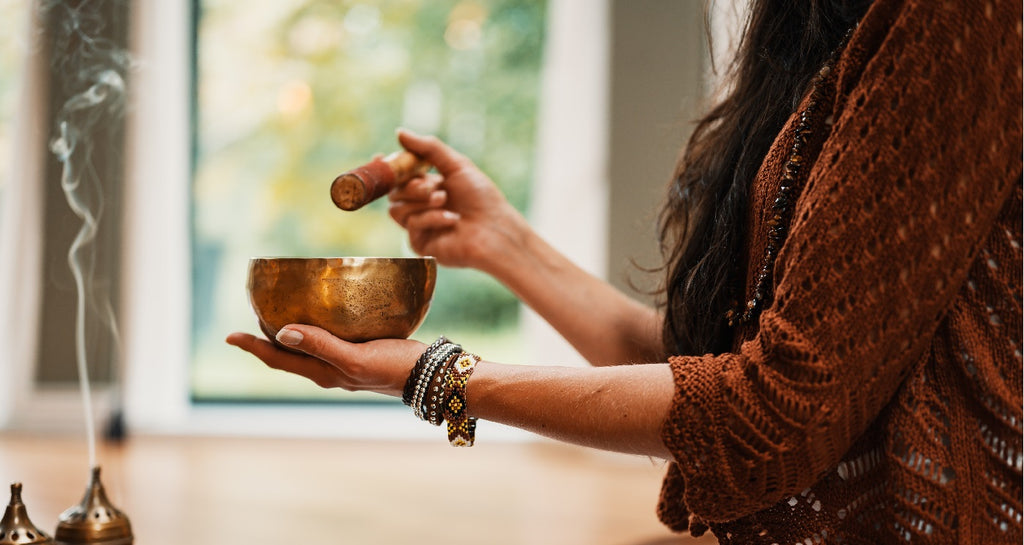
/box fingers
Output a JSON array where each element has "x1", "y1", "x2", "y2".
[
  {"x1": 389, "y1": 173, "x2": 445, "y2": 226},
  {"x1": 404, "y1": 208, "x2": 460, "y2": 231},
  {"x1": 397, "y1": 128, "x2": 469, "y2": 175},
  {"x1": 390, "y1": 200, "x2": 459, "y2": 230},
  {"x1": 225, "y1": 332, "x2": 346, "y2": 389},
  {"x1": 389, "y1": 174, "x2": 459, "y2": 229},
  {"x1": 390, "y1": 173, "x2": 443, "y2": 202}
]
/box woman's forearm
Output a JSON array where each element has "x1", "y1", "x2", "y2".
[
  {"x1": 227, "y1": 324, "x2": 676, "y2": 457},
  {"x1": 467, "y1": 360, "x2": 675, "y2": 458},
  {"x1": 482, "y1": 228, "x2": 665, "y2": 366}
]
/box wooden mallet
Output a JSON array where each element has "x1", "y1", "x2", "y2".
[{"x1": 330, "y1": 151, "x2": 431, "y2": 211}]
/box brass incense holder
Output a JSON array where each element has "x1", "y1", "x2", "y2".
[
  {"x1": 247, "y1": 256, "x2": 436, "y2": 346},
  {"x1": 0, "y1": 483, "x2": 53, "y2": 545},
  {"x1": 54, "y1": 468, "x2": 132, "y2": 545}
]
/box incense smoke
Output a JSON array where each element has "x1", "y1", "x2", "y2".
[{"x1": 43, "y1": 0, "x2": 131, "y2": 469}]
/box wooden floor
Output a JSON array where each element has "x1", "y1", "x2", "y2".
[{"x1": 0, "y1": 433, "x2": 717, "y2": 545}]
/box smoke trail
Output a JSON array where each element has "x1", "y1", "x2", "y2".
[{"x1": 43, "y1": 0, "x2": 131, "y2": 470}]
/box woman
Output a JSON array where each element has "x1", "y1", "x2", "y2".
[{"x1": 228, "y1": 0, "x2": 1023, "y2": 541}]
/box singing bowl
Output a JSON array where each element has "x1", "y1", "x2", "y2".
[{"x1": 247, "y1": 257, "x2": 436, "y2": 346}]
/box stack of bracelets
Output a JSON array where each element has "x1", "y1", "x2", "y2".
[{"x1": 401, "y1": 336, "x2": 480, "y2": 447}]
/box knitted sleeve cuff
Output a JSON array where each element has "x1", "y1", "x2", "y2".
[{"x1": 658, "y1": 353, "x2": 748, "y2": 523}]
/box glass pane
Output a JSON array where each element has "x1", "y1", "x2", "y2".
[
  {"x1": 0, "y1": 0, "x2": 30, "y2": 211},
  {"x1": 193, "y1": 0, "x2": 547, "y2": 401}
]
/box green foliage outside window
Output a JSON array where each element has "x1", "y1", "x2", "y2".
[{"x1": 192, "y1": 0, "x2": 547, "y2": 400}]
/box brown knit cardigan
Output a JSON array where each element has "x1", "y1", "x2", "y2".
[{"x1": 657, "y1": 0, "x2": 1023, "y2": 543}]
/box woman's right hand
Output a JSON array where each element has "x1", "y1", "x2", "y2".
[
  {"x1": 389, "y1": 128, "x2": 531, "y2": 274},
  {"x1": 392, "y1": 129, "x2": 665, "y2": 366}
]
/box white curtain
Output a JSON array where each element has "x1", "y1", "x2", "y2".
[{"x1": 0, "y1": 5, "x2": 47, "y2": 428}]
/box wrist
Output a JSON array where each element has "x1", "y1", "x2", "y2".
[
  {"x1": 484, "y1": 222, "x2": 565, "y2": 299},
  {"x1": 469, "y1": 205, "x2": 536, "y2": 279},
  {"x1": 401, "y1": 335, "x2": 480, "y2": 447}
]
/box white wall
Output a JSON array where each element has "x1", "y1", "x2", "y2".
[{"x1": 523, "y1": 0, "x2": 611, "y2": 368}]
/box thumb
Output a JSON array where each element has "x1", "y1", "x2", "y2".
[
  {"x1": 396, "y1": 128, "x2": 469, "y2": 176},
  {"x1": 276, "y1": 324, "x2": 350, "y2": 363}
]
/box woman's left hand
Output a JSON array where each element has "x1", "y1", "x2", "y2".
[{"x1": 225, "y1": 326, "x2": 426, "y2": 398}]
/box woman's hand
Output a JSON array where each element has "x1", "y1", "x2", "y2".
[
  {"x1": 391, "y1": 128, "x2": 665, "y2": 366},
  {"x1": 225, "y1": 326, "x2": 426, "y2": 398},
  {"x1": 389, "y1": 129, "x2": 531, "y2": 274}
]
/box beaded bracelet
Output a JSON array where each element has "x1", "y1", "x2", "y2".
[
  {"x1": 423, "y1": 351, "x2": 460, "y2": 426},
  {"x1": 443, "y1": 352, "x2": 480, "y2": 447},
  {"x1": 415, "y1": 343, "x2": 461, "y2": 424},
  {"x1": 406, "y1": 338, "x2": 456, "y2": 415},
  {"x1": 403, "y1": 336, "x2": 449, "y2": 406},
  {"x1": 406, "y1": 338, "x2": 456, "y2": 418},
  {"x1": 412, "y1": 342, "x2": 462, "y2": 422},
  {"x1": 410, "y1": 346, "x2": 444, "y2": 417}
]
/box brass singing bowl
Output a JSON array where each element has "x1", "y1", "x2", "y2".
[{"x1": 247, "y1": 257, "x2": 436, "y2": 346}]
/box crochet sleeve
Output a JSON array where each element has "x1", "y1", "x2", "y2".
[{"x1": 660, "y1": 0, "x2": 1023, "y2": 522}]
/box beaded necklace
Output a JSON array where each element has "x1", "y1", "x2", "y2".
[{"x1": 726, "y1": 35, "x2": 850, "y2": 328}]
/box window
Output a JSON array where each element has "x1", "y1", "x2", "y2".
[{"x1": 192, "y1": 0, "x2": 547, "y2": 401}]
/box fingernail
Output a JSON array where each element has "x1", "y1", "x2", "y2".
[
  {"x1": 276, "y1": 328, "x2": 303, "y2": 346},
  {"x1": 442, "y1": 210, "x2": 460, "y2": 221}
]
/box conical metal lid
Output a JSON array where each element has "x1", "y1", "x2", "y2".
[
  {"x1": 0, "y1": 483, "x2": 54, "y2": 545},
  {"x1": 54, "y1": 468, "x2": 132, "y2": 545}
]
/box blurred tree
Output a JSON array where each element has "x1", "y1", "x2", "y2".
[{"x1": 192, "y1": 0, "x2": 546, "y2": 400}]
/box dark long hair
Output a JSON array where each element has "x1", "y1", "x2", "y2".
[{"x1": 659, "y1": 0, "x2": 872, "y2": 356}]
